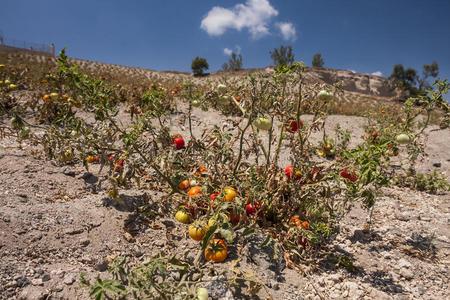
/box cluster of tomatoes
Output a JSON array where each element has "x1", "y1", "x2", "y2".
[{"x1": 86, "y1": 153, "x2": 125, "y2": 172}]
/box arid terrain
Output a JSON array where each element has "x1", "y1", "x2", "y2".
[{"x1": 0, "y1": 47, "x2": 449, "y2": 300}]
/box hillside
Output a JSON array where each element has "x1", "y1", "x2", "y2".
[{"x1": 1, "y1": 47, "x2": 449, "y2": 300}]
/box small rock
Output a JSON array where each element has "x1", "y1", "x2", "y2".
[
  {"x1": 31, "y1": 278, "x2": 44, "y2": 286},
  {"x1": 124, "y1": 232, "x2": 135, "y2": 243},
  {"x1": 432, "y1": 162, "x2": 441, "y2": 168},
  {"x1": 64, "y1": 227, "x2": 84, "y2": 235},
  {"x1": 400, "y1": 268, "x2": 414, "y2": 280},
  {"x1": 61, "y1": 166, "x2": 76, "y2": 176},
  {"x1": 80, "y1": 239, "x2": 90, "y2": 247},
  {"x1": 41, "y1": 273, "x2": 51, "y2": 282},
  {"x1": 397, "y1": 258, "x2": 412, "y2": 269},
  {"x1": 63, "y1": 273, "x2": 76, "y2": 285}
]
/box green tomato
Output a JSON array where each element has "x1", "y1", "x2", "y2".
[
  {"x1": 318, "y1": 90, "x2": 333, "y2": 101},
  {"x1": 50, "y1": 92, "x2": 59, "y2": 99},
  {"x1": 197, "y1": 288, "x2": 208, "y2": 300},
  {"x1": 217, "y1": 83, "x2": 227, "y2": 92},
  {"x1": 254, "y1": 117, "x2": 272, "y2": 131},
  {"x1": 175, "y1": 210, "x2": 191, "y2": 224},
  {"x1": 8, "y1": 84, "x2": 17, "y2": 90},
  {"x1": 191, "y1": 100, "x2": 201, "y2": 107},
  {"x1": 4, "y1": 79, "x2": 11, "y2": 85},
  {"x1": 19, "y1": 127, "x2": 30, "y2": 139},
  {"x1": 396, "y1": 133, "x2": 411, "y2": 145}
]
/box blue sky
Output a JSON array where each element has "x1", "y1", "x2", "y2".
[{"x1": 1, "y1": 0, "x2": 450, "y2": 83}]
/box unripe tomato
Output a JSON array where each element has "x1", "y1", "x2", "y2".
[
  {"x1": 49, "y1": 92, "x2": 59, "y2": 100},
  {"x1": 8, "y1": 84, "x2": 17, "y2": 90},
  {"x1": 187, "y1": 186, "x2": 202, "y2": 198},
  {"x1": 178, "y1": 179, "x2": 190, "y2": 191},
  {"x1": 188, "y1": 222, "x2": 206, "y2": 241},
  {"x1": 223, "y1": 187, "x2": 237, "y2": 202},
  {"x1": 396, "y1": 133, "x2": 411, "y2": 145},
  {"x1": 253, "y1": 117, "x2": 272, "y2": 131},
  {"x1": 217, "y1": 83, "x2": 227, "y2": 92},
  {"x1": 0, "y1": 64, "x2": 5, "y2": 69},
  {"x1": 175, "y1": 210, "x2": 191, "y2": 224},
  {"x1": 197, "y1": 287, "x2": 208, "y2": 300},
  {"x1": 173, "y1": 136, "x2": 185, "y2": 150},
  {"x1": 318, "y1": 90, "x2": 333, "y2": 101},
  {"x1": 191, "y1": 100, "x2": 201, "y2": 107},
  {"x1": 204, "y1": 239, "x2": 227, "y2": 262}
]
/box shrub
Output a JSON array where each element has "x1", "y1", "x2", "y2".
[
  {"x1": 312, "y1": 53, "x2": 324, "y2": 68},
  {"x1": 270, "y1": 45, "x2": 295, "y2": 67},
  {"x1": 191, "y1": 57, "x2": 209, "y2": 76},
  {"x1": 222, "y1": 52, "x2": 243, "y2": 71}
]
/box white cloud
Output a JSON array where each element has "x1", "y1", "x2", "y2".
[
  {"x1": 224, "y1": 45, "x2": 241, "y2": 56},
  {"x1": 201, "y1": 0, "x2": 279, "y2": 39},
  {"x1": 371, "y1": 71, "x2": 383, "y2": 77},
  {"x1": 224, "y1": 48, "x2": 233, "y2": 56},
  {"x1": 275, "y1": 22, "x2": 297, "y2": 41}
]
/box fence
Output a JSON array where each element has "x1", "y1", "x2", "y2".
[{"x1": 0, "y1": 33, "x2": 55, "y2": 56}]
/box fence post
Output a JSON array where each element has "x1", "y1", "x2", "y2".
[{"x1": 50, "y1": 43, "x2": 55, "y2": 57}]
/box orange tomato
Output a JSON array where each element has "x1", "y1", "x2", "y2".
[
  {"x1": 187, "y1": 186, "x2": 202, "y2": 198},
  {"x1": 178, "y1": 179, "x2": 190, "y2": 191},
  {"x1": 42, "y1": 94, "x2": 51, "y2": 102},
  {"x1": 223, "y1": 187, "x2": 237, "y2": 202},
  {"x1": 204, "y1": 239, "x2": 228, "y2": 262}
]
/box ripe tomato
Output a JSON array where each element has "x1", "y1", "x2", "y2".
[
  {"x1": 42, "y1": 94, "x2": 51, "y2": 102},
  {"x1": 209, "y1": 192, "x2": 220, "y2": 207},
  {"x1": 114, "y1": 159, "x2": 125, "y2": 172},
  {"x1": 188, "y1": 223, "x2": 206, "y2": 241},
  {"x1": 340, "y1": 168, "x2": 358, "y2": 182},
  {"x1": 175, "y1": 210, "x2": 191, "y2": 224},
  {"x1": 284, "y1": 165, "x2": 301, "y2": 180},
  {"x1": 245, "y1": 202, "x2": 261, "y2": 216},
  {"x1": 301, "y1": 221, "x2": 310, "y2": 230},
  {"x1": 178, "y1": 179, "x2": 190, "y2": 191},
  {"x1": 187, "y1": 186, "x2": 202, "y2": 198},
  {"x1": 286, "y1": 119, "x2": 302, "y2": 133},
  {"x1": 86, "y1": 155, "x2": 99, "y2": 164},
  {"x1": 289, "y1": 215, "x2": 302, "y2": 227},
  {"x1": 229, "y1": 212, "x2": 241, "y2": 225},
  {"x1": 234, "y1": 95, "x2": 242, "y2": 102},
  {"x1": 172, "y1": 135, "x2": 185, "y2": 150},
  {"x1": 204, "y1": 239, "x2": 228, "y2": 262},
  {"x1": 223, "y1": 187, "x2": 237, "y2": 202}
]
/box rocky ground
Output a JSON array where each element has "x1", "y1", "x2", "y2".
[{"x1": 0, "y1": 99, "x2": 449, "y2": 300}]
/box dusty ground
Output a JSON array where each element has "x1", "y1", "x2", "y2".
[{"x1": 0, "y1": 100, "x2": 449, "y2": 300}]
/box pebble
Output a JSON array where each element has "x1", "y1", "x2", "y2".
[{"x1": 63, "y1": 273, "x2": 76, "y2": 285}]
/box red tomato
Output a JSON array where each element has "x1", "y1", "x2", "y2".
[
  {"x1": 245, "y1": 203, "x2": 257, "y2": 215},
  {"x1": 173, "y1": 136, "x2": 185, "y2": 150},
  {"x1": 286, "y1": 119, "x2": 303, "y2": 133},
  {"x1": 284, "y1": 165, "x2": 301, "y2": 180},
  {"x1": 114, "y1": 159, "x2": 125, "y2": 172},
  {"x1": 339, "y1": 168, "x2": 358, "y2": 182}
]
